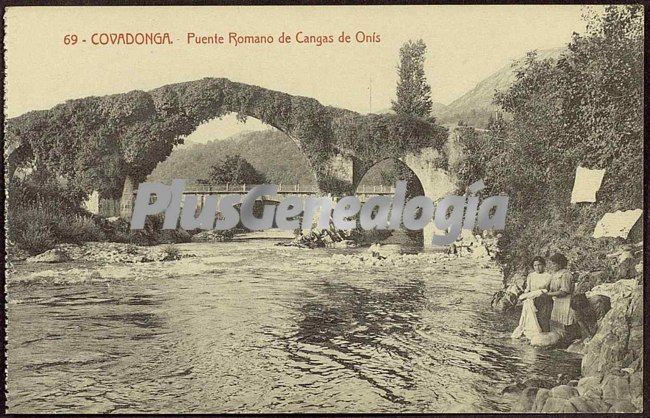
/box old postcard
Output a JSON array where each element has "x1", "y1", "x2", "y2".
[{"x1": 3, "y1": 4, "x2": 644, "y2": 414}]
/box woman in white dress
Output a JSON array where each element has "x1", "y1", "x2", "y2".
[{"x1": 511, "y1": 256, "x2": 552, "y2": 340}]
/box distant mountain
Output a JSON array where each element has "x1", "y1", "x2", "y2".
[
  {"x1": 430, "y1": 102, "x2": 449, "y2": 115},
  {"x1": 434, "y1": 48, "x2": 565, "y2": 127}
]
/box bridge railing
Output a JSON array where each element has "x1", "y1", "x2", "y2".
[
  {"x1": 134, "y1": 182, "x2": 396, "y2": 195},
  {"x1": 184, "y1": 183, "x2": 322, "y2": 194},
  {"x1": 356, "y1": 184, "x2": 396, "y2": 194}
]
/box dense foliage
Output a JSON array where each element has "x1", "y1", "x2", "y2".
[
  {"x1": 205, "y1": 154, "x2": 266, "y2": 185},
  {"x1": 6, "y1": 175, "x2": 192, "y2": 255},
  {"x1": 7, "y1": 78, "x2": 446, "y2": 201},
  {"x1": 391, "y1": 39, "x2": 433, "y2": 119},
  {"x1": 455, "y1": 5, "x2": 644, "y2": 278},
  {"x1": 6, "y1": 176, "x2": 104, "y2": 254}
]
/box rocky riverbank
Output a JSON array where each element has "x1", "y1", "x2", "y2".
[
  {"x1": 297, "y1": 237, "x2": 497, "y2": 271},
  {"x1": 510, "y1": 277, "x2": 643, "y2": 413},
  {"x1": 21, "y1": 242, "x2": 186, "y2": 264}
]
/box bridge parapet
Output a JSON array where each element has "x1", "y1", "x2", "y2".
[
  {"x1": 126, "y1": 183, "x2": 397, "y2": 214},
  {"x1": 139, "y1": 183, "x2": 396, "y2": 195}
]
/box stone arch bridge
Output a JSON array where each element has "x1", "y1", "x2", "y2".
[{"x1": 6, "y1": 77, "x2": 462, "y2": 246}]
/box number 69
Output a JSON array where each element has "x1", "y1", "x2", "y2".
[{"x1": 64, "y1": 34, "x2": 78, "y2": 45}]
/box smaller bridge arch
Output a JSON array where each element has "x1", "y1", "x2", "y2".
[{"x1": 353, "y1": 147, "x2": 458, "y2": 248}]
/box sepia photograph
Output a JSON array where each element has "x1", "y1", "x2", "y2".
[{"x1": 3, "y1": 4, "x2": 645, "y2": 414}]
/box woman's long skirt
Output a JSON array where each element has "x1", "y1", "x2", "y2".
[
  {"x1": 550, "y1": 295, "x2": 575, "y2": 333},
  {"x1": 511, "y1": 299, "x2": 542, "y2": 339}
]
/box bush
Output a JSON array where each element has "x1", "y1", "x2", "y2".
[
  {"x1": 7, "y1": 204, "x2": 109, "y2": 255},
  {"x1": 7, "y1": 173, "x2": 192, "y2": 255},
  {"x1": 161, "y1": 243, "x2": 181, "y2": 260},
  {"x1": 8, "y1": 205, "x2": 68, "y2": 255},
  {"x1": 97, "y1": 213, "x2": 193, "y2": 246},
  {"x1": 12, "y1": 221, "x2": 57, "y2": 255},
  {"x1": 69, "y1": 215, "x2": 107, "y2": 243}
]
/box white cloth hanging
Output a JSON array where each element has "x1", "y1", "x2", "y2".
[
  {"x1": 593, "y1": 209, "x2": 643, "y2": 239},
  {"x1": 571, "y1": 166, "x2": 606, "y2": 203}
]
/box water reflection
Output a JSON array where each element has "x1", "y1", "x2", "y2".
[
  {"x1": 6, "y1": 242, "x2": 582, "y2": 413},
  {"x1": 288, "y1": 277, "x2": 427, "y2": 405}
]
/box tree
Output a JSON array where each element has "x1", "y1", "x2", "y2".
[
  {"x1": 391, "y1": 39, "x2": 433, "y2": 119},
  {"x1": 388, "y1": 39, "x2": 435, "y2": 198},
  {"x1": 459, "y1": 4, "x2": 643, "y2": 277},
  {"x1": 205, "y1": 154, "x2": 266, "y2": 185}
]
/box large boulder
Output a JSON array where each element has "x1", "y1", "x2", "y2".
[
  {"x1": 531, "y1": 388, "x2": 550, "y2": 412},
  {"x1": 587, "y1": 278, "x2": 637, "y2": 304},
  {"x1": 608, "y1": 400, "x2": 637, "y2": 413},
  {"x1": 541, "y1": 397, "x2": 577, "y2": 413},
  {"x1": 582, "y1": 284, "x2": 642, "y2": 377},
  {"x1": 615, "y1": 250, "x2": 638, "y2": 280},
  {"x1": 571, "y1": 293, "x2": 611, "y2": 338},
  {"x1": 577, "y1": 375, "x2": 603, "y2": 398},
  {"x1": 512, "y1": 387, "x2": 539, "y2": 412},
  {"x1": 549, "y1": 385, "x2": 579, "y2": 400},
  {"x1": 601, "y1": 374, "x2": 631, "y2": 403},
  {"x1": 629, "y1": 371, "x2": 643, "y2": 399},
  {"x1": 574, "y1": 270, "x2": 610, "y2": 294},
  {"x1": 568, "y1": 396, "x2": 601, "y2": 412}
]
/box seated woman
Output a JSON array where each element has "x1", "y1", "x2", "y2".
[
  {"x1": 547, "y1": 253, "x2": 578, "y2": 341},
  {"x1": 511, "y1": 256, "x2": 552, "y2": 340}
]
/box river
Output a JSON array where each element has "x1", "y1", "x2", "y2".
[{"x1": 6, "y1": 237, "x2": 582, "y2": 413}]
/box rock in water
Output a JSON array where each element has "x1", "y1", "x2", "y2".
[
  {"x1": 368, "y1": 244, "x2": 402, "y2": 258},
  {"x1": 512, "y1": 387, "x2": 539, "y2": 411}
]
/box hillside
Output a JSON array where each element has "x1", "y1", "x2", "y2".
[
  {"x1": 148, "y1": 130, "x2": 394, "y2": 187},
  {"x1": 148, "y1": 130, "x2": 318, "y2": 185},
  {"x1": 434, "y1": 48, "x2": 565, "y2": 127}
]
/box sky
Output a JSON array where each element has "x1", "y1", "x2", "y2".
[{"x1": 5, "y1": 5, "x2": 592, "y2": 142}]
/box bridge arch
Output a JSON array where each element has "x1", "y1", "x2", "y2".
[
  {"x1": 353, "y1": 147, "x2": 457, "y2": 248},
  {"x1": 6, "y1": 77, "x2": 447, "y2": 201}
]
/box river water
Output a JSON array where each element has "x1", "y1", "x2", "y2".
[{"x1": 6, "y1": 238, "x2": 582, "y2": 413}]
